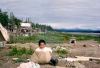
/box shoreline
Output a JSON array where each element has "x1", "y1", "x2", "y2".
[{"x1": 67, "y1": 32, "x2": 100, "y2": 37}]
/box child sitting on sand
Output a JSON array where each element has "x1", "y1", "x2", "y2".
[{"x1": 35, "y1": 39, "x2": 58, "y2": 66}]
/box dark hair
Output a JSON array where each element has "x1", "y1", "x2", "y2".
[{"x1": 38, "y1": 39, "x2": 46, "y2": 46}]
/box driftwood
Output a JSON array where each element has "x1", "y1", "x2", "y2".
[
  {"x1": 75, "y1": 56, "x2": 100, "y2": 61},
  {"x1": 65, "y1": 57, "x2": 89, "y2": 62},
  {"x1": 60, "y1": 56, "x2": 100, "y2": 62}
]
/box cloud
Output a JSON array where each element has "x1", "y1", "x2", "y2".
[{"x1": 0, "y1": 0, "x2": 100, "y2": 29}]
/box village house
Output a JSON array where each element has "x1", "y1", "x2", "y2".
[{"x1": 20, "y1": 22, "x2": 33, "y2": 36}]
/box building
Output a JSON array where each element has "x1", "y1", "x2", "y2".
[{"x1": 20, "y1": 22, "x2": 32, "y2": 36}]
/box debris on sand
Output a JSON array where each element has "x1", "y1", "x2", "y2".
[
  {"x1": 56, "y1": 66, "x2": 66, "y2": 68},
  {"x1": 17, "y1": 62, "x2": 40, "y2": 68},
  {"x1": 59, "y1": 56, "x2": 100, "y2": 62},
  {"x1": 66, "y1": 61, "x2": 86, "y2": 68}
]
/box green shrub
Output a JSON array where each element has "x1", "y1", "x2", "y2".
[
  {"x1": 13, "y1": 59, "x2": 25, "y2": 63},
  {"x1": 56, "y1": 49, "x2": 68, "y2": 57},
  {"x1": 8, "y1": 47, "x2": 34, "y2": 57},
  {"x1": 8, "y1": 47, "x2": 18, "y2": 56},
  {"x1": 57, "y1": 49, "x2": 68, "y2": 55},
  {"x1": 26, "y1": 47, "x2": 34, "y2": 55},
  {"x1": 17, "y1": 47, "x2": 26, "y2": 55}
]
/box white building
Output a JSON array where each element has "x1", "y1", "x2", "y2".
[{"x1": 20, "y1": 22, "x2": 32, "y2": 36}]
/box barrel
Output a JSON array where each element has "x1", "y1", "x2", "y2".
[{"x1": 0, "y1": 42, "x2": 4, "y2": 47}]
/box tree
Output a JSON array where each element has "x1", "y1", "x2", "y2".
[
  {"x1": 13, "y1": 17, "x2": 21, "y2": 28},
  {"x1": 31, "y1": 22, "x2": 53, "y2": 31},
  {"x1": 0, "y1": 10, "x2": 9, "y2": 28},
  {"x1": 9, "y1": 12, "x2": 21, "y2": 29}
]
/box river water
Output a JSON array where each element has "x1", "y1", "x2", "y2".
[{"x1": 67, "y1": 32, "x2": 100, "y2": 37}]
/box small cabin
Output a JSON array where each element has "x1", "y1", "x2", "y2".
[{"x1": 20, "y1": 22, "x2": 32, "y2": 36}]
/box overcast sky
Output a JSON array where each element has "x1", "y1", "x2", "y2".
[{"x1": 0, "y1": 0, "x2": 100, "y2": 29}]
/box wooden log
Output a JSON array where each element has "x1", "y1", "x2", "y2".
[
  {"x1": 60, "y1": 56, "x2": 100, "y2": 62},
  {"x1": 75, "y1": 56, "x2": 100, "y2": 61}
]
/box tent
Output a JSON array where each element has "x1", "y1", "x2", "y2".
[{"x1": 0, "y1": 23, "x2": 9, "y2": 41}]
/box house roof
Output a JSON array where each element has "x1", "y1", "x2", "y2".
[{"x1": 21, "y1": 23, "x2": 31, "y2": 27}]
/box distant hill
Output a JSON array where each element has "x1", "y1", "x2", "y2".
[{"x1": 54, "y1": 28, "x2": 100, "y2": 33}]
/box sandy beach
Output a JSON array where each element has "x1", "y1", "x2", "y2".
[{"x1": 0, "y1": 40, "x2": 100, "y2": 68}]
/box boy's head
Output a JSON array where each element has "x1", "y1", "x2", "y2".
[{"x1": 38, "y1": 39, "x2": 46, "y2": 49}]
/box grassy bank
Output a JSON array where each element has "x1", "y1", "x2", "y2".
[{"x1": 9, "y1": 31, "x2": 100, "y2": 44}]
